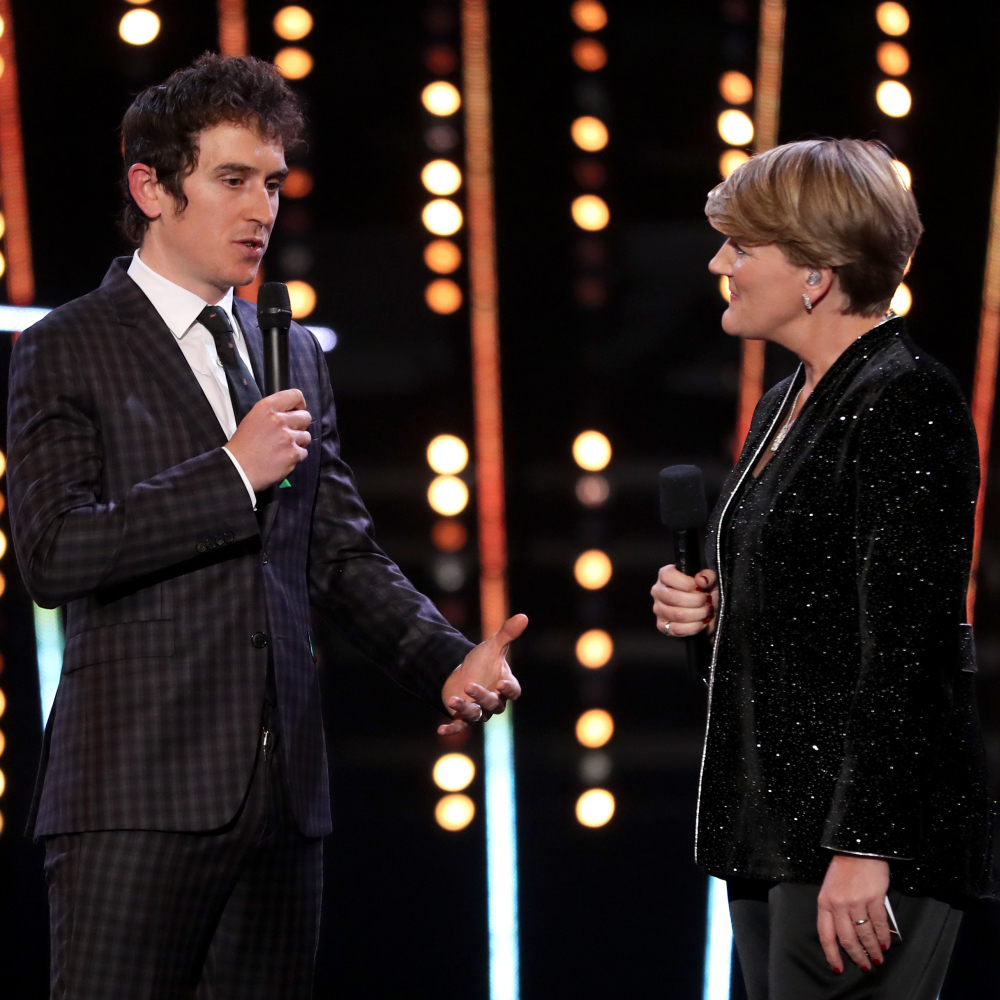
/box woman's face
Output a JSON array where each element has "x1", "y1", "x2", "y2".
[{"x1": 709, "y1": 237, "x2": 810, "y2": 340}]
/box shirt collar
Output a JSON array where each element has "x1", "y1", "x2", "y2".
[{"x1": 126, "y1": 249, "x2": 237, "y2": 340}]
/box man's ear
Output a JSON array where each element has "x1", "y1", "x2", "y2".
[{"x1": 127, "y1": 163, "x2": 163, "y2": 223}]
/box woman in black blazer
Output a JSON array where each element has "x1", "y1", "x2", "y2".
[{"x1": 651, "y1": 138, "x2": 995, "y2": 999}]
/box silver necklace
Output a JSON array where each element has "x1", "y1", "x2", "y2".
[{"x1": 770, "y1": 386, "x2": 804, "y2": 452}]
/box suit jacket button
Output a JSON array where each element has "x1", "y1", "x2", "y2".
[
  {"x1": 251, "y1": 632, "x2": 269, "y2": 648},
  {"x1": 224, "y1": 531, "x2": 234, "y2": 543},
  {"x1": 196, "y1": 542, "x2": 207, "y2": 553},
  {"x1": 216, "y1": 534, "x2": 226, "y2": 546}
]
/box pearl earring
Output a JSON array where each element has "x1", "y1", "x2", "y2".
[{"x1": 802, "y1": 294, "x2": 813, "y2": 312}]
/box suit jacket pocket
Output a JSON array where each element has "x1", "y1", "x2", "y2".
[{"x1": 62, "y1": 619, "x2": 175, "y2": 673}]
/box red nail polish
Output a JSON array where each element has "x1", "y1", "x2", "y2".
[
  {"x1": 833, "y1": 968, "x2": 842, "y2": 975},
  {"x1": 881, "y1": 944, "x2": 888, "y2": 952},
  {"x1": 874, "y1": 959, "x2": 883, "y2": 967}
]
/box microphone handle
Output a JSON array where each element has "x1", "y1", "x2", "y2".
[
  {"x1": 672, "y1": 528, "x2": 711, "y2": 683},
  {"x1": 262, "y1": 326, "x2": 290, "y2": 396}
]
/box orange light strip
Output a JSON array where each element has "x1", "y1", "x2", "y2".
[
  {"x1": 217, "y1": 0, "x2": 249, "y2": 58},
  {"x1": 966, "y1": 107, "x2": 1000, "y2": 621},
  {"x1": 0, "y1": 0, "x2": 34, "y2": 305},
  {"x1": 461, "y1": 0, "x2": 508, "y2": 638},
  {"x1": 732, "y1": 0, "x2": 786, "y2": 459}
]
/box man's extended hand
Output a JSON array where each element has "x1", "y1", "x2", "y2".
[{"x1": 438, "y1": 613, "x2": 527, "y2": 735}]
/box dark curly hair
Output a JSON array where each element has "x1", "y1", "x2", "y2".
[{"x1": 120, "y1": 53, "x2": 305, "y2": 245}]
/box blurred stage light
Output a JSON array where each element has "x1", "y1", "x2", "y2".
[
  {"x1": 576, "y1": 708, "x2": 614, "y2": 748},
  {"x1": 719, "y1": 149, "x2": 750, "y2": 179},
  {"x1": 0, "y1": 769, "x2": 5, "y2": 797},
  {"x1": 0, "y1": 533, "x2": 7, "y2": 560},
  {"x1": 424, "y1": 239, "x2": 462, "y2": 274},
  {"x1": 876, "y1": 80, "x2": 911, "y2": 117},
  {"x1": 274, "y1": 47, "x2": 313, "y2": 80},
  {"x1": 892, "y1": 160, "x2": 912, "y2": 190},
  {"x1": 119, "y1": 9, "x2": 160, "y2": 45},
  {"x1": 717, "y1": 109, "x2": 754, "y2": 146},
  {"x1": 0, "y1": 811, "x2": 4, "y2": 835},
  {"x1": 0, "y1": 690, "x2": 4, "y2": 716},
  {"x1": 572, "y1": 430, "x2": 611, "y2": 471},
  {"x1": 422, "y1": 159, "x2": 463, "y2": 195},
  {"x1": 432, "y1": 518, "x2": 468, "y2": 552},
  {"x1": 576, "y1": 788, "x2": 614, "y2": 827},
  {"x1": 572, "y1": 38, "x2": 607, "y2": 71},
  {"x1": 124, "y1": 0, "x2": 153, "y2": 3},
  {"x1": 425, "y1": 278, "x2": 463, "y2": 314},
  {"x1": 432, "y1": 554, "x2": 465, "y2": 592},
  {"x1": 425, "y1": 43, "x2": 458, "y2": 76},
  {"x1": 570, "y1": 0, "x2": 608, "y2": 32},
  {"x1": 282, "y1": 167, "x2": 313, "y2": 198},
  {"x1": 719, "y1": 70, "x2": 753, "y2": 104},
  {"x1": 571, "y1": 194, "x2": 610, "y2": 231},
  {"x1": 876, "y1": 2, "x2": 909, "y2": 36},
  {"x1": 0, "y1": 252, "x2": 6, "y2": 280},
  {"x1": 428, "y1": 475, "x2": 469, "y2": 516},
  {"x1": 0, "y1": 730, "x2": 4, "y2": 756},
  {"x1": 571, "y1": 116, "x2": 609, "y2": 152},
  {"x1": 422, "y1": 198, "x2": 464, "y2": 236},
  {"x1": 425, "y1": 124, "x2": 459, "y2": 152},
  {"x1": 0, "y1": 56, "x2": 5, "y2": 80},
  {"x1": 876, "y1": 40, "x2": 910, "y2": 75},
  {"x1": 273, "y1": 5, "x2": 313, "y2": 40},
  {"x1": 719, "y1": 275, "x2": 731, "y2": 302},
  {"x1": 0, "y1": 575, "x2": 6, "y2": 600},
  {"x1": 574, "y1": 549, "x2": 612, "y2": 590},
  {"x1": 422, "y1": 81, "x2": 462, "y2": 116},
  {"x1": 891, "y1": 282, "x2": 912, "y2": 315},
  {"x1": 576, "y1": 628, "x2": 613, "y2": 668},
  {"x1": 579, "y1": 750, "x2": 611, "y2": 784},
  {"x1": 436, "y1": 793, "x2": 475, "y2": 830},
  {"x1": 286, "y1": 280, "x2": 316, "y2": 318},
  {"x1": 427, "y1": 434, "x2": 469, "y2": 474},
  {"x1": 434, "y1": 752, "x2": 476, "y2": 792},
  {"x1": 575, "y1": 473, "x2": 609, "y2": 508},
  {"x1": 0, "y1": 14, "x2": 5, "y2": 35}
]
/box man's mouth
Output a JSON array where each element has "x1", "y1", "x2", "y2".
[{"x1": 236, "y1": 237, "x2": 265, "y2": 253}]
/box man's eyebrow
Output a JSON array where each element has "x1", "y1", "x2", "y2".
[{"x1": 212, "y1": 162, "x2": 289, "y2": 180}]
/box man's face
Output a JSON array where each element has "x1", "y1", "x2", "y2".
[{"x1": 154, "y1": 122, "x2": 287, "y2": 296}]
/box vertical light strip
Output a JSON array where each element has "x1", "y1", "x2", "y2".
[
  {"x1": 0, "y1": 0, "x2": 35, "y2": 305},
  {"x1": 217, "y1": 0, "x2": 249, "y2": 58},
  {"x1": 703, "y1": 877, "x2": 734, "y2": 1000},
  {"x1": 732, "y1": 0, "x2": 786, "y2": 458},
  {"x1": 34, "y1": 604, "x2": 63, "y2": 728},
  {"x1": 461, "y1": 3, "x2": 519, "y2": 998},
  {"x1": 967, "y1": 99, "x2": 1000, "y2": 621}
]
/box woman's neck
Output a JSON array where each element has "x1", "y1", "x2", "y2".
[{"x1": 791, "y1": 312, "x2": 886, "y2": 398}]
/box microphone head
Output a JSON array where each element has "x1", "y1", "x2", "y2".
[
  {"x1": 257, "y1": 282, "x2": 293, "y2": 331},
  {"x1": 659, "y1": 465, "x2": 707, "y2": 531}
]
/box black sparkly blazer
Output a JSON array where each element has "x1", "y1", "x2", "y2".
[{"x1": 700, "y1": 316, "x2": 996, "y2": 899}]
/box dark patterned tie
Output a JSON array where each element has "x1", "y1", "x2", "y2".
[{"x1": 197, "y1": 305, "x2": 262, "y2": 423}]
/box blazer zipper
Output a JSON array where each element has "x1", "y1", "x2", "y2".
[{"x1": 693, "y1": 365, "x2": 803, "y2": 859}]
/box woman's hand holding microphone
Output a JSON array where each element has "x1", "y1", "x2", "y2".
[{"x1": 651, "y1": 565, "x2": 718, "y2": 637}]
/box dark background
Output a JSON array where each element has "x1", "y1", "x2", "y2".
[{"x1": 1, "y1": 1, "x2": 999, "y2": 997}]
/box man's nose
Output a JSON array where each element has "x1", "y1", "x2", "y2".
[{"x1": 249, "y1": 183, "x2": 276, "y2": 225}]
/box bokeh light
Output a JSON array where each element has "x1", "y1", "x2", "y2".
[
  {"x1": 0, "y1": 768, "x2": 5, "y2": 798},
  {"x1": 717, "y1": 109, "x2": 754, "y2": 146},
  {"x1": 433, "y1": 753, "x2": 476, "y2": 792},
  {"x1": 274, "y1": 47, "x2": 313, "y2": 80},
  {"x1": 427, "y1": 434, "x2": 469, "y2": 475},
  {"x1": 282, "y1": 168, "x2": 314, "y2": 198},
  {"x1": 720, "y1": 149, "x2": 750, "y2": 179},
  {"x1": 421, "y1": 159, "x2": 463, "y2": 196},
  {"x1": 719, "y1": 275, "x2": 731, "y2": 302},
  {"x1": 422, "y1": 199, "x2": 464, "y2": 236},
  {"x1": 876, "y1": 40, "x2": 910, "y2": 75},
  {"x1": 425, "y1": 278, "x2": 463, "y2": 314},
  {"x1": 576, "y1": 788, "x2": 615, "y2": 827},
  {"x1": 428, "y1": 475, "x2": 469, "y2": 516},
  {"x1": 286, "y1": 280, "x2": 316, "y2": 318},
  {"x1": 432, "y1": 518, "x2": 468, "y2": 552},
  {"x1": 719, "y1": 70, "x2": 753, "y2": 104},
  {"x1": 570, "y1": 0, "x2": 608, "y2": 31},
  {"x1": 0, "y1": 690, "x2": 4, "y2": 717},
  {"x1": 436, "y1": 793, "x2": 475, "y2": 830},
  {"x1": 0, "y1": 451, "x2": 6, "y2": 478},
  {"x1": 571, "y1": 116, "x2": 609, "y2": 152},
  {"x1": 571, "y1": 194, "x2": 610, "y2": 231},
  {"x1": 0, "y1": 252, "x2": 7, "y2": 280},
  {"x1": 119, "y1": 9, "x2": 160, "y2": 45},
  {"x1": 876, "y1": 80, "x2": 911, "y2": 117},
  {"x1": 273, "y1": 5, "x2": 313, "y2": 41},
  {"x1": 0, "y1": 730, "x2": 4, "y2": 757},
  {"x1": 892, "y1": 160, "x2": 912, "y2": 190},
  {"x1": 572, "y1": 430, "x2": 612, "y2": 471},
  {"x1": 574, "y1": 549, "x2": 612, "y2": 590},
  {"x1": 890, "y1": 282, "x2": 912, "y2": 316},
  {"x1": 424, "y1": 239, "x2": 462, "y2": 274},
  {"x1": 575, "y1": 473, "x2": 610, "y2": 508},
  {"x1": 572, "y1": 38, "x2": 607, "y2": 71},
  {"x1": 576, "y1": 629, "x2": 614, "y2": 668},
  {"x1": 876, "y1": 2, "x2": 909, "y2": 36},
  {"x1": 576, "y1": 708, "x2": 614, "y2": 748},
  {"x1": 0, "y1": 535, "x2": 6, "y2": 561},
  {"x1": 425, "y1": 43, "x2": 458, "y2": 75},
  {"x1": 0, "y1": 575, "x2": 6, "y2": 600},
  {"x1": 422, "y1": 81, "x2": 462, "y2": 116}
]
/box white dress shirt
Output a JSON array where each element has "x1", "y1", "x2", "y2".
[{"x1": 126, "y1": 250, "x2": 257, "y2": 507}]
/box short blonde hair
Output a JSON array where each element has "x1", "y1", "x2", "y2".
[{"x1": 705, "y1": 138, "x2": 923, "y2": 317}]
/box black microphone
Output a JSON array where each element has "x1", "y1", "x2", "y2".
[
  {"x1": 659, "y1": 465, "x2": 710, "y2": 680},
  {"x1": 257, "y1": 282, "x2": 292, "y2": 396}
]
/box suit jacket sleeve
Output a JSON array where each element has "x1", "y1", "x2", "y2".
[
  {"x1": 7, "y1": 318, "x2": 260, "y2": 608},
  {"x1": 303, "y1": 334, "x2": 475, "y2": 711},
  {"x1": 821, "y1": 370, "x2": 979, "y2": 858}
]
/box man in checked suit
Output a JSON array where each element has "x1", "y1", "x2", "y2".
[{"x1": 7, "y1": 55, "x2": 525, "y2": 998}]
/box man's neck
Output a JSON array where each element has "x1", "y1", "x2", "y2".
[{"x1": 136, "y1": 242, "x2": 230, "y2": 305}]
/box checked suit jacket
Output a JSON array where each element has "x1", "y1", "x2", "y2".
[{"x1": 8, "y1": 257, "x2": 475, "y2": 838}]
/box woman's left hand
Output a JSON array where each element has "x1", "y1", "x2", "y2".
[{"x1": 817, "y1": 854, "x2": 892, "y2": 974}]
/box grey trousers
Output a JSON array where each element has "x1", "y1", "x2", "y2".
[{"x1": 728, "y1": 880, "x2": 962, "y2": 1000}]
